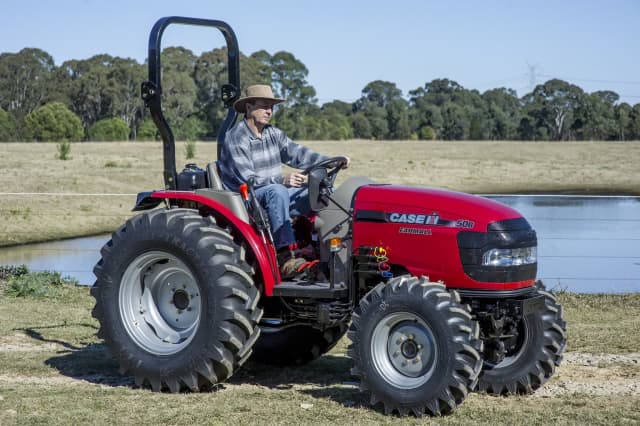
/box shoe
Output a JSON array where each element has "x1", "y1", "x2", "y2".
[{"x1": 280, "y1": 256, "x2": 307, "y2": 280}]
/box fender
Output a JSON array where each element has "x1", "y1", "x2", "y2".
[{"x1": 139, "y1": 190, "x2": 280, "y2": 295}]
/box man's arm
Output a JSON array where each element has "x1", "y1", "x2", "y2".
[{"x1": 276, "y1": 129, "x2": 329, "y2": 170}]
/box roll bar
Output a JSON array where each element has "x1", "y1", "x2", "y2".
[{"x1": 141, "y1": 16, "x2": 240, "y2": 190}]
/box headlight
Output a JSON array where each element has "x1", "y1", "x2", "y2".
[{"x1": 482, "y1": 246, "x2": 537, "y2": 266}]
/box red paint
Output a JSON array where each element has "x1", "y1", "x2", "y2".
[
  {"x1": 352, "y1": 185, "x2": 535, "y2": 290},
  {"x1": 151, "y1": 191, "x2": 280, "y2": 295}
]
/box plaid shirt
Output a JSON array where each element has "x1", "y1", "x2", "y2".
[{"x1": 218, "y1": 119, "x2": 329, "y2": 192}]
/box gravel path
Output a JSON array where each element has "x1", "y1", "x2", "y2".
[{"x1": 1, "y1": 336, "x2": 639, "y2": 396}]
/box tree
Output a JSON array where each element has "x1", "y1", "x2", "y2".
[
  {"x1": 269, "y1": 51, "x2": 316, "y2": 106},
  {"x1": 88, "y1": 117, "x2": 130, "y2": 141},
  {"x1": 440, "y1": 102, "x2": 468, "y2": 140},
  {"x1": 53, "y1": 55, "x2": 115, "y2": 132},
  {"x1": 0, "y1": 107, "x2": 17, "y2": 141},
  {"x1": 409, "y1": 79, "x2": 482, "y2": 140},
  {"x1": 482, "y1": 88, "x2": 521, "y2": 140},
  {"x1": 355, "y1": 80, "x2": 409, "y2": 139},
  {"x1": 0, "y1": 48, "x2": 55, "y2": 127},
  {"x1": 194, "y1": 48, "x2": 229, "y2": 139},
  {"x1": 573, "y1": 91, "x2": 618, "y2": 140},
  {"x1": 615, "y1": 103, "x2": 632, "y2": 141},
  {"x1": 524, "y1": 79, "x2": 584, "y2": 141},
  {"x1": 351, "y1": 112, "x2": 372, "y2": 139},
  {"x1": 629, "y1": 104, "x2": 640, "y2": 140},
  {"x1": 23, "y1": 102, "x2": 83, "y2": 141},
  {"x1": 137, "y1": 118, "x2": 159, "y2": 141},
  {"x1": 106, "y1": 57, "x2": 146, "y2": 138},
  {"x1": 160, "y1": 47, "x2": 199, "y2": 139}
]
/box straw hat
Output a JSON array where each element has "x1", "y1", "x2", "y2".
[{"x1": 233, "y1": 84, "x2": 285, "y2": 113}]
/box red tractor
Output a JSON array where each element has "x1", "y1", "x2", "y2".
[{"x1": 91, "y1": 17, "x2": 567, "y2": 416}]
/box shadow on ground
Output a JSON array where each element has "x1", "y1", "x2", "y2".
[{"x1": 25, "y1": 329, "x2": 365, "y2": 408}]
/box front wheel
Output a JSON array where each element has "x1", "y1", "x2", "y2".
[
  {"x1": 476, "y1": 281, "x2": 567, "y2": 395},
  {"x1": 348, "y1": 276, "x2": 482, "y2": 416},
  {"x1": 91, "y1": 209, "x2": 262, "y2": 392}
]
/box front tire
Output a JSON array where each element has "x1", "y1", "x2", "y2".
[
  {"x1": 476, "y1": 281, "x2": 567, "y2": 395},
  {"x1": 91, "y1": 209, "x2": 262, "y2": 392},
  {"x1": 348, "y1": 276, "x2": 482, "y2": 416}
]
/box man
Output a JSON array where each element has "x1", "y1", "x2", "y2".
[{"x1": 218, "y1": 84, "x2": 350, "y2": 279}]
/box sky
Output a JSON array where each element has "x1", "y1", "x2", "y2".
[{"x1": 2, "y1": 0, "x2": 639, "y2": 105}]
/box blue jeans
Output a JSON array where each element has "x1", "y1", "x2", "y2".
[{"x1": 253, "y1": 184, "x2": 310, "y2": 250}]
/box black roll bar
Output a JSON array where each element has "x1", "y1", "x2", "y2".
[{"x1": 141, "y1": 16, "x2": 240, "y2": 190}]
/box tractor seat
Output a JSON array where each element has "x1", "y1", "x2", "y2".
[{"x1": 207, "y1": 161, "x2": 224, "y2": 190}]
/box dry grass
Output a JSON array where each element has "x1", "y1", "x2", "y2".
[
  {"x1": 1, "y1": 140, "x2": 639, "y2": 246},
  {"x1": 0, "y1": 286, "x2": 638, "y2": 424}
]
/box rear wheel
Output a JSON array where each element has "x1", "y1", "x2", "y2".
[
  {"x1": 348, "y1": 276, "x2": 482, "y2": 416},
  {"x1": 476, "y1": 281, "x2": 567, "y2": 395},
  {"x1": 91, "y1": 208, "x2": 262, "y2": 392},
  {"x1": 251, "y1": 321, "x2": 348, "y2": 366}
]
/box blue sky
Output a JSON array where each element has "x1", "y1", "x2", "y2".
[{"x1": 2, "y1": 0, "x2": 639, "y2": 105}]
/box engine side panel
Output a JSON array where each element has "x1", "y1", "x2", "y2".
[{"x1": 352, "y1": 185, "x2": 535, "y2": 290}]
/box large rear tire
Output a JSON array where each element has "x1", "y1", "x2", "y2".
[
  {"x1": 91, "y1": 208, "x2": 262, "y2": 392},
  {"x1": 251, "y1": 322, "x2": 348, "y2": 366},
  {"x1": 348, "y1": 276, "x2": 482, "y2": 416},
  {"x1": 476, "y1": 281, "x2": 567, "y2": 395}
]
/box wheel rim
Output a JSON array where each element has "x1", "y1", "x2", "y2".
[
  {"x1": 371, "y1": 312, "x2": 438, "y2": 389},
  {"x1": 119, "y1": 251, "x2": 202, "y2": 355}
]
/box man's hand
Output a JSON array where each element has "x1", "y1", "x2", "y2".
[
  {"x1": 283, "y1": 172, "x2": 308, "y2": 188},
  {"x1": 341, "y1": 156, "x2": 351, "y2": 169}
]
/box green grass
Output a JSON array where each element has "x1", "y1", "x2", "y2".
[
  {"x1": 0, "y1": 286, "x2": 639, "y2": 424},
  {"x1": 1, "y1": 140, "x2": 640, "y2": 246}
]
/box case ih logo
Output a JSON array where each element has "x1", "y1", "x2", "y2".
[
  {"x1": 388, "y1": 212, "x2": 440, "y2": 225},
  {"x1": 387, "y1": 212, "x2": 474, "y2": 229}
]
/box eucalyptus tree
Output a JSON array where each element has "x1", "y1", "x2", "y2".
[
  {"x1": 523, "y1": 79, "x2": 584, "y2": 141},
  {"x1": 107, "y1": 57, "x2": 146, "y2": 138},
  {"x1": 54, "y1": 55, "x2": 108, "y2": 130},
  {"x1": 614, "y1": 103, "x2": 632, "y2": 141},
  {"x1": 409, "y1": 79, "x2": 478, "y2": 140},
  {"x1": 0, "y1": 48, "x2": 55, "y2": 127},
  {"x1": 0, "y1": 107, "x2": 17, "y2": 141},
  {"x1": 320, "y1": 100, "x2": 354, "y2": 140},
  {"x1": 573, "y1": 90, "x2": 618, "y2": 140},
  {"x1": 355, "y1": 80, "x2": 409, "y2": 139},
  {"x1": 481, "y1": 88, "x2": 521, "y2": 140},
  {"x1": 160, "y1": 47, "x2": 200, "y2": 140},
  {"x1": 269, "y1": 51, "x2": 316, "y2": 107}
]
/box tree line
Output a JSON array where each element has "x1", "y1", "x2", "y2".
[{"x1": 1, "y1": 47, "x2": 639, "y2": 142}]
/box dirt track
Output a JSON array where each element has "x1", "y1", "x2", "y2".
[{"x1": 1, "y1": 333, "x2": 638, "y2": 396}]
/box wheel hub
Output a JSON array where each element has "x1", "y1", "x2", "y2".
[
  {"x1": 401, "y1": 339, "x2": 419, "y2": 359},
  {"x1": 371, "y1": 312, "x2": 438, "y2": 389},
  {"x1": 172, "y1": 288, "x2": 190, "y2": 310},
  {"x1": 119, "y1": 251, "x2": 202, "y2": 355}
]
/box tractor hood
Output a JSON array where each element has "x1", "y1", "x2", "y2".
[
  {"x1": 353, "y1": 184, "x2": 523, "y2": 230},
  {"x1": 351, "y1": 184, "x2": 537, "y2": 290}
]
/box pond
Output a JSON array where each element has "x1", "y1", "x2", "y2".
[{"x1": 0, "y1": 195, "x2": 638, "y2": 293}]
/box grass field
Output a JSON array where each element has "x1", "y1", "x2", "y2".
[
  {"x1": 1, "y1": 141, "x2": 639, "y2": 423},
  {"x1": 0, "y1": 285, "x2": 638, "y2": 425},
  {"x1": 1, "y1": 140, "x2": 639, "y2": 246}
]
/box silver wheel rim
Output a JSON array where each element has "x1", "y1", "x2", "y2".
[
  {"x1": 119, "y1": 251, "x2": 202, "y2": 355},
  {"x1": 371, "y1": 312, "x2": 438, "y2": 389}
]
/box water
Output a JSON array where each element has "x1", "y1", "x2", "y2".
[
  {"x1": 489, "y1": 195, "x2": 640, "y2": 294},
  {"x1": 0, "y1": 195, "x2": 638, "y2": 293}
]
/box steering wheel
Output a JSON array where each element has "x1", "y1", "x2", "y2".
[
  {"x1": 302, "y1": 156, "x2": 348, "y2": 211},
  {"x1": 301, "y1": 156, "x2": 348, "y2": 186}
]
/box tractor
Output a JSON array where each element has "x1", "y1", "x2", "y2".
[{"x1": 91, "y1": 17, "x2": 567, "y2": 416}]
